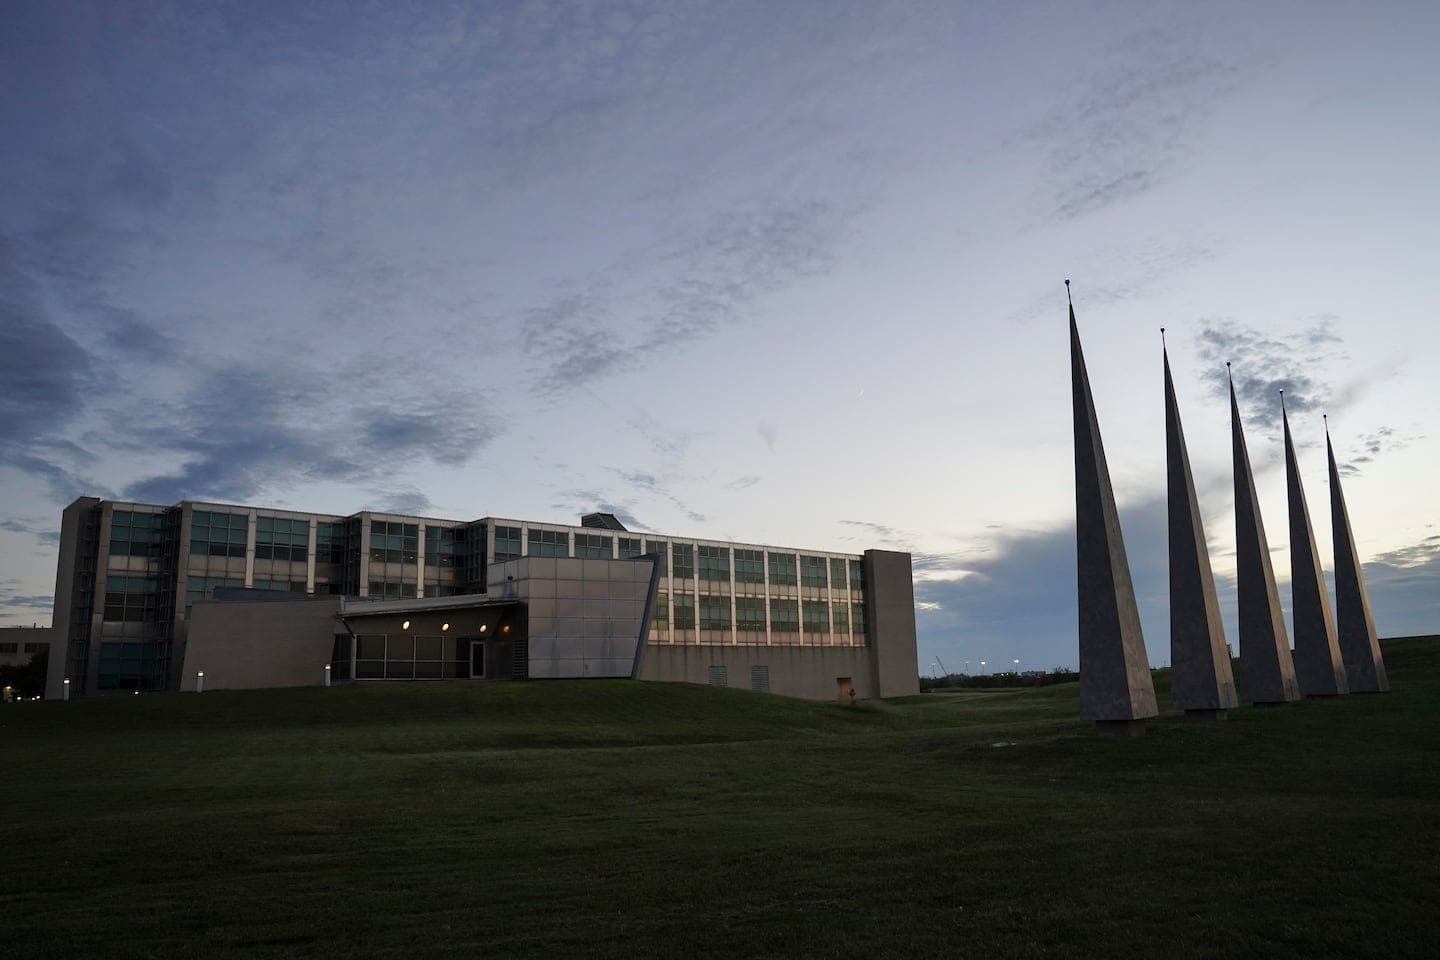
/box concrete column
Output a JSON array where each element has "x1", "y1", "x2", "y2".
[
  {"x1": 1284, "y1": 405, "x2": 1348, "y2": 697},
  {"x1": 1230, "y1": 372, "x2": 1300, "y2": 704},
  {"x1": 1071, "y1": 301, "x2": 1157, "y2": 726},
  {"x1": 1164, "y1": 346, "x2": 1238, "y2": 715},
  {"x1": 1328, "y1": 431, "x2": 1388, "y2": 692}
]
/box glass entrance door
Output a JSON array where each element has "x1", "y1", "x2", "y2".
[{"x1": 469, "y1": 641, "x2": 486, "y2": 679}]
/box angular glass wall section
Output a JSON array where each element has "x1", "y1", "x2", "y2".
[
  {"x1": 314, "y1": 520, "x2": 348, "y2": 594},
  {"x1": 103, "y1": 506, "x2": 176, "y2": 689},
  {"x1": 455, "y1": 522, "x2": 488, "y2": 594},
  {"x1": 424, "y1": 524, "x2": 463, "y2": 596}
]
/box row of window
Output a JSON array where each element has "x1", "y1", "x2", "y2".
[
  {"x1": 190, "y1": 511, "x2": 248, "y2": 557},
  {"x1": 653, "y1": 594, "x2": 865, "y2": 634},
  {"x1": 97, "y1": 641, "x2": 167, "y2": 690},
  {"x1": 103, "y1": 575, "x2": 164, "y2": 623}
]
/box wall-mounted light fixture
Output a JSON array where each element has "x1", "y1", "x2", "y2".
[{"x1": 401, "y1": 620, "x2": 411, "y2": 630}]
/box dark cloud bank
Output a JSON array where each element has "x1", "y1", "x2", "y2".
[{"x1": 916, "y1": 497, "x2": 1438, "y2": 673}]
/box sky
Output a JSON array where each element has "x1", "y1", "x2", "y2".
[{"x1": 3, "y1": 0, "x2": 1437, "y2": 673}]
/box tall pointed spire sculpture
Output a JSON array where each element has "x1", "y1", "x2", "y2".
[
  {"x1": 1327, "y1": 419, "x2": 1389, "y2": 692},
  {"x1": 1230, "y1": 367, "x2": 1300, "y2": 704},
  {"x1": 1283, "y1": 396, "x2": 1349, "y2": 696},
  {"x1": 1069, "y1": 280, "x2": 1157, "y2": 732},
  {"x1": 1164, "y1": 334, "x2": 1238, "y2": 717}
]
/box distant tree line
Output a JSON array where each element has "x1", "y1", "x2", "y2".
[
  {"x1": 920, "y1": 667, "x2": 1078, "y2": 692},
  {"x1": 1, "y1": 650, "x2": 48, "y2": 700}
]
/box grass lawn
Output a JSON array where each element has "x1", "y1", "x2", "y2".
[{"x1": 3, "y1": 637, "x2": 1438, "y2": 959}]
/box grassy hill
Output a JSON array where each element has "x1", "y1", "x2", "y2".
[{"x1": 3, "y1": 637, "x2": 1438, "y2": 959}]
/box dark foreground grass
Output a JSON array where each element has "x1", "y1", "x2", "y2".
[{"x1": 3, "y1": 638, "x2": 1438, "y2": 959}]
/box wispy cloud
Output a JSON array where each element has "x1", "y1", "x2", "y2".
[
  {"x1": 837, "y1": 519, "x2": 912, "y2": 551},
  {"x1": 522, "y1": 198, "x2": 845, "y2": 391},
  {"x1": 1022, "y1": 26, "x2": 1249, "y2": 219},
  {"x1": 756, "y1": 421, "x2": 777, "y2": 453},
  {"x1": 725, "y1": 476, "x2": 761, "y2": 491},
  {"x1": 1195, "y1": 318, "x2": 1347, "y2": 430},
  {"x1": 117, "y1": 363, "x2": 499, "y2": 506},
  {"x1": 0, "y1": 578, "x2": 54, "y2": 613}
]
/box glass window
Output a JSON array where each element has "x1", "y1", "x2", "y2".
[
  {"x1": 528, "y1": 528, "x2": 569, "y2": 557},
  {"x1": 255, "y1": 516, "x2": 310, "y2": 561},
  {"x1": 575, "y1": 533, "x2": 613, "y2": 559},
  {"x1": 494, "y1": 525, "x2": 522, "y2": 561},
  {"x1": 833, "y1": 604, "x2": 849, "y2": 635},
  {"x1": 849, "y1": 559, "x2": 864, "y2": 589},
  {"x1": 672, "y1": 594, "x2": 695, "y2": 629},
  {"x1": 803, "y1": 600, "x2": 830, "y2": 634},
  {"x1": 109, "y1": 509, "x2": 165, "y2": 558},
  {"x1": 852, "y1": 601, "x2": 866, "y2": 637},
  {"x1": 618, "y1": 537, "x2": 643, "y2": 559},
  {"x1": 424, "y1": 526, "x2": 459, "y2": 567},
  {"x1": 734, "y1": 549, "x2": 765, "y2": 584},
  {"x1": 190, "y1": 510, "x2": 247, "y2": 558},
  {"x1": 735, "y1": 596, "x2": 766, "y2": 632},
  {"x1": 697, "y1": 545, "x2": 729, "y2": 582},
  {"x1": 769, "y1": 598, "x2": 799, "y2": 631},
  {"x1": 830, "y1": 558, "x2": 848, "y2": 591},
  {"x1": 767, "y1": 552, "x2": 797, "y2": 586},
  {"x1": 644, "y1": 540, "x2": 668, "y2": 575},
  {"x1": 315, "y1": 522, "x2": 347, "y2": 565},
  {"x1": 699, "y1": 595, "x2": 730, "y2": 630},
  {"x1": 651, "y1": 591, "x2": 669, "y2": 629},
  {"x1": 671, "y1": 543, "x2": 694, "y2": 580},
  {"x1": 800, "y1": 556, "x2": 828, "y2": 588},
  {"x1": 369, "y1": 520, "x2": 418, "y2": 564}
]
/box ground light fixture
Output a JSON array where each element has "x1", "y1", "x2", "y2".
[
  {"x1": 63, "y1": 678, "x2": 70, "y2": 701},
  {"x1": 196, "y1": 670, "x2": 205, "y2": 693},
  {"x1": 323, "y1": 663, "x2": 331, "y2": 687}
]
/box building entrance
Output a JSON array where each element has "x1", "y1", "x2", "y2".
[{"x1": 469, "y1": 641, "x2": 486, "y2": 679}]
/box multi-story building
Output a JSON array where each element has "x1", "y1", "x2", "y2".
[{"x1": 46, "y1": 497, "x2": 918, "y2": 701}]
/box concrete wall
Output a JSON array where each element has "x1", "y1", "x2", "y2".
[
  {"x1": 864, "y1": 550, "x2": 920, "y2": 698},
  {"x1": 494, "y1": 556, "x2": 655, "y2": 679},
  {"x1": 181, "y1": 596, "x2": 342, "y2": 691},
  {"x1": 45, "y1": 498, "x2": 98, "y2": 699},
  {"x1": 639, "y1": 644, "x2": 879, "y2": 700}
]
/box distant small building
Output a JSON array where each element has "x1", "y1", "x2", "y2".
[
  {"x1": 0, "y1": 625, "x2": 52, "y2": 670},
  {"x1": 46, "y1": 497, "x2": 919, "y2": 702}
]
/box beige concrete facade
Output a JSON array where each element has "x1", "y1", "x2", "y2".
[{"x1": 181, "y1": 597, "x2": 341, "y2": 692}]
